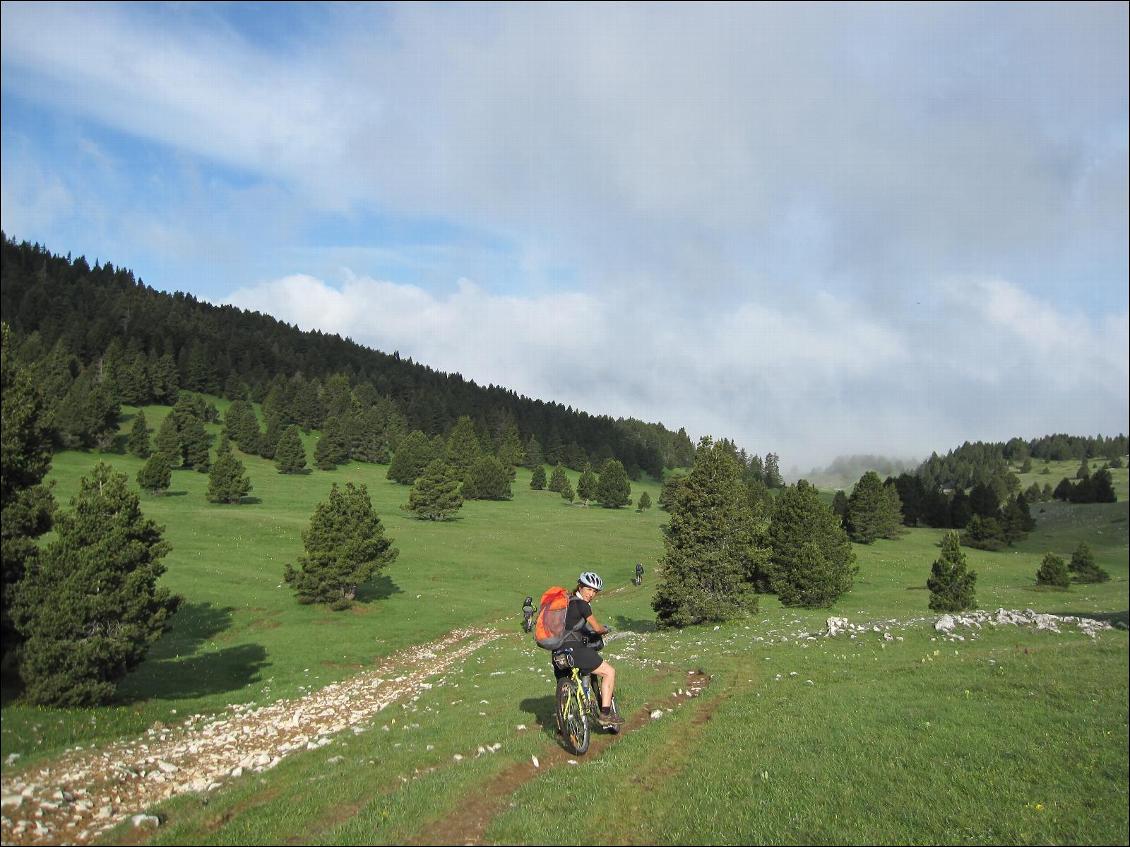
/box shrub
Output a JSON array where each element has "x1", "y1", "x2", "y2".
[
  {"x1": 207, "y1": 452, "x2": 252, "y2": 504},
  {"x1": 595, "y1": 459, "x2": 631, "y2": 508},
  {"x1": 137, "y1": 453, "x2": 172, "y2": 495},
  {"x1": 1035, "y1": 552, "x2": 1070, "y2": 588},
  {"x1": 462, "y1": 455, "x2": 513, "y2": 500},
  {"x1": 274, "y1": 425, "x2": 308, "y2": 474},
  {"x1": 284, "y1": 483, "x2": 398, "y2": 610},
  {"x1": 530, "y1": 465, "x2": 547, "y2": 490},
  {"x1": 1068, "y1": 542, "x2": 1109, "y2": 583},
  {"x1": 404, "y1": 460, "x2": 463, "y2": 520},
  {"x1": 927, "y1": 532, "x2": 977, "y2": 612}
]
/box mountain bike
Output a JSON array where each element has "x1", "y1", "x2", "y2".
[{"x1": 552, "y1": 634, "x2": 622, "y2": 755}]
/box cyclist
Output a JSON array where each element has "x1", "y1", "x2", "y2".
[
  {"x1": 522, "y1": 595, "x2": 536, "y2": 632},
  {"x1": 634, "y1": 562, "x2": 644, "y2": 584},
  {"x1": 557, "y1": 571, "x2": 623, "y2": 726}
]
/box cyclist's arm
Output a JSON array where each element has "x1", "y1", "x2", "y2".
[{"x1": 585, "y1": 613, "x2": 610, "y2": 635}]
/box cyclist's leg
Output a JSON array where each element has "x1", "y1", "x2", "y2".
[{"x1": 590, "y1": 661, "x2": 616, "y2": 709}]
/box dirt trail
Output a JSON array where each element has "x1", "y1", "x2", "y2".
[
  {"x1": 0, "y1": 627, "x2": 501, "y2": 846},
  {"x1": 412, "y1": 670, "x2": 712, "y2": 846}
]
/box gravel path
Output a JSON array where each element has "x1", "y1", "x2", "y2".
[{"x1": 0, "y1": 627, "x2": 501, "y2": 845}]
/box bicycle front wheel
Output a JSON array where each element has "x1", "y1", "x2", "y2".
[{"x1": 557, "y1": 678, "x2": 590, "y2": 755}]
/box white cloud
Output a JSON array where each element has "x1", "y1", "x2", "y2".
[
  {"x1": 4, "y1": 4, "x2": 1126, "y2": 467},
  {"x1": 226, "y1": 270, "x2": 1127, "y2": 468}
]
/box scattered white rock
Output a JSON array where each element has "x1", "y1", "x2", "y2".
[
  {"x1": 131, "y1": 814, "x2": 160, "y2": 829},
  {"x1": 650, "y1": 709, "x2": 664, "y2": 719}
]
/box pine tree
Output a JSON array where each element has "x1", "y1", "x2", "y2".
[
  {"x1": 127, "y1": 410, "x2": 152, "y2": 458},
  {"x1": 1089, "y1": 469, "x2": 1117, "y2": 503},
  {"x1": 274, "y1": 425, "x2": 308, "y2": 474},
  {"x1": 445, "y1": 416, "x2": 482, "y2": 479},
  {"x1": 497, "y1": 423, "x2": 525, "y2": 470},
  {"x1": 404, "y1": 460, "x2": 463, "y2": 520},
  {"x1": 154, "y1": 413, "x2": 181, "y2": 464},
  {"x1": 548, "y1": 464, "x2": 569, "y2": 493},
  {"x1": 314, "y1": 414, "x2": 352, "y2": 470},
  {"x1": 763, "y1": 452, "x2": 783, "y2": 488},
  {"x1": 530, "y1": 465, "x2": 547, "y2": 490},
  {"x1": 652, "y1": 437, "x2": 765, "y2": 628},
  {"x1": 659, "y1": 474, "x2": 688, "y2": 511},
  {"x1": 576, "y1": 465, "x2": 599, "y2": 502},
  {"x1": 560, "y1": 479, "x2": 575, "y2": 503},
  {"x1": 636, "y1": 491, "x2": 652, "y2": 511},
  {"x1": 283, "y1": 483, "x2": 398, "y2": 610},
  {"x1": 926, "y1": 532, "x2": 977, "y2": 612},
  {"x1": 1075, "y1": 458, "x2": 1090, "y2": 480},
  {"x1": 12, "y1": 463, "x2": 180, "y2": 706},
  {"x1": 53, "y1": 369, "x2": 120, "y2": 449},
  {"x1": 179, "y1": 413, "x2": 211, "y2": 472},
  {"x1": 1036, "y1": 552, "x2": 1070, "y2": 588},
  {"x1": 352, "y1": 407, "x2": 390, "y2": 464},
  {"x1": 523, "y1": 434, "x2": 544, "y2": 470},
  {"x1": 387, "y1": 430, "x2": 432, "y2": 484},
  {"x1": 1000, "y1": 495, "x2": 1034, "y2": 544},
  {"x1": 215, "y1": 428, "x2": 232, "y2": 457},
  {"x1": 595, "y1": 459, "x2": 631, "y2": 508},
  {"x1": 137, "y1": 453, "x2": 172, "y2": 495},
  {"x1": 767, "y1": 480, "x2": 855, "y2": 607},
  {"x1": 1, "y1": 323, "x2": 56, "y2": 662},
  {"x1": 462, "y1": 455, "x2": 513, "y2": 500},
  {"x1": 1068, "y1": 542, "x2": 1109, "y2": 583},
  {"x1": 844, "y1": 471, "x2": 902, "y2": 543},
  {"x1": 831, "y1": 489, "x2": 848, "y2": 520},
  {"x1": 207, "y1": 452, "x2": 252, "y2": 504},
  {"x1": 960, "y1": 514, "x2": 1008, "y2": 551}
]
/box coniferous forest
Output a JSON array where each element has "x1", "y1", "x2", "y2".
[{"x1": 0, "y1": 234, "x2": 696, "y2": 479}]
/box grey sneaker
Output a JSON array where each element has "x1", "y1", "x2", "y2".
[{"x1": 597, "y1": 710, "x2": 624, "y2": 727}]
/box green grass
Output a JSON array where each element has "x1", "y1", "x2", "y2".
[
  {"x1": 3, "y1": 407, "x2": 1127, "y2": 845},
  {"x1": 1, "y1": 404, "x2": 668, "y2": 765}
]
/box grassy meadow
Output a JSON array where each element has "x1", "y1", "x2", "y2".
[{"x1": 2, "y1": 406, "x2": 1127, "y2": 845}]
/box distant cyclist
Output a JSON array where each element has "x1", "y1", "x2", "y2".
[
  {"x1": 634, "y1": 562, "x2": 644, "y2": 585},
  {"x1": 522, "y1": 595, "x2": 536, "y2": 633},
  {"x1": 557, "y1": 572, "x2": 622, "y2": 726}
]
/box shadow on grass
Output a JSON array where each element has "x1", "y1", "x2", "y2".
[
  {"x1": 518, "y1": 694, "x2": 557, "y2": 737},
  {"x1": 609, "y1": 615, "x2": 658, "y2": 633},
  {"x1": 115, "y1": 643, "x2": 270, "y2": 702},
  {"x1": 146, "y1": 601, "x2": 236, "y2": 661},
  {"x1": 354, "y1": 574, "x2": 403, "y2": 603},
  {"x1": 1050, "y1": 609, "x2": 1130, "y2": 630}
]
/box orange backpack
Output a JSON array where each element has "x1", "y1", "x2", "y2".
[{"x1": 533, "y1": 586, "x2": 581, "y2": 650}]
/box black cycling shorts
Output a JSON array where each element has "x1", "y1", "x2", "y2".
[{"x1": 553, "y1": 644, "x2": 603, "y2": 678}]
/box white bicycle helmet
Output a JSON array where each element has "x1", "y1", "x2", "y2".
[{"x1": 578, "y1": 571, "x2": 603, "y2": 591}]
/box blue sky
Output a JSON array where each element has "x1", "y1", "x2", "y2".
[{"x1": 2, "y1": 2, "x2": 1127, "y2": 471}]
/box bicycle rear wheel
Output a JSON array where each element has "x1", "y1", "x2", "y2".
[{"x1": 557, "y1": 677, "x2": 590, "y2": 755}]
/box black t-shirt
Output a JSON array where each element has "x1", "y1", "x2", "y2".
[{"x1": 564, "y1": 594, "x2": 592, "y2": 633}]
